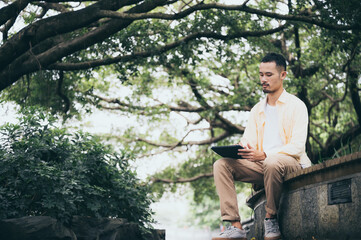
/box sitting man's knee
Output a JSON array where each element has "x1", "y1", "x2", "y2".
[
  {"x1": 213, "y1": 158, "x2": 229, "y2": 172},
  {"x1": 213, "y1": 158, "x2": 224, "y2": 169},
  {"x1": 263, "y1": 155, "x2": 281, "y2": 172}
]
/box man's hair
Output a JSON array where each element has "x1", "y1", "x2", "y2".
[{"x1": 261, "y1": 53, "x2": 287, "y2": 71}]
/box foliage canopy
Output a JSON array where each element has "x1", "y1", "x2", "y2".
[{"x1": 0, "y1": 108, "x2": 153, "y2": 224}]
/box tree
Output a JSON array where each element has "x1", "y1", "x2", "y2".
[
  {"x1": 1, "y1": 0, "x2": 361, "y2": 222},
  {"x1": 0, "y1": 108, "x2": 153, "y2": 225}
]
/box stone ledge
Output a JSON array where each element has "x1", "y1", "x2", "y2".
[
  {"x1": 245, "y1": 188, "x2": 265, "y2": 209},
  {"x1": 244, "y1": 152, "x2": 361, "y2": 240},
  {"x1": 246, "y1": 152, "x2": 361, "y2": 205},
  {"x1": 284, "y1": 151, "x2": 361, "y2": 190},
  {"x1": 286, "y1": 151, "x2": 361, "y2": 181}
]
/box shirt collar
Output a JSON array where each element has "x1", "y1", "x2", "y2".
[
  {"x1": 277, "y1": 89, "x2": 288, "y2": 103},
  {"x1": 259, "y1": 89, "x2": 288, "y2": 114}
]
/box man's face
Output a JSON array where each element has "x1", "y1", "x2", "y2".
[{"x1": 259, "y1": 61, "x2": 286, "y2": 94}]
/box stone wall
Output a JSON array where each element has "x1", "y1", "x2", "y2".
[
  {"x1": 0, "y1": 216, "x2": 165, "y2": 240},
  {"x1": 243, "y1": 152, "x2": 361, "y2": 240}
]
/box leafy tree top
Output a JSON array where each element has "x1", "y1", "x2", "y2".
[{"x1": 0, "y1": 108, "x2": 153, "y2": 225}]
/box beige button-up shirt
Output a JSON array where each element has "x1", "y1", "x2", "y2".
[{"x1": 241, "y1": 89, "x2": 312, "y2": 168}]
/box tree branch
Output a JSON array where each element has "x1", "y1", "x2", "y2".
[
  {"x1": 92, "y1": 91, "x2": 251, "y2": 117},
  {"x1": 0, "y1": 0, "x2": 166, "y2": 91},
  {"x1": 98, "y1": 0, "x2": 250, "y2": 21},
  {"x1": 97, "y1": 2, "x2": 357, "y2": 30},
  {"x1": 151, "y1": 172, "x2": 213, "y2": 184},
  {"x1": 56, "y1": 71, "x2": 70, "y2": 113},
  {"x1": 131, "y1": 147, "x2": 187, "y2": 161},
  {"x1": 215, "y1": 112, "x2": 245, "y2": 133},
  {"x1": 174, "y1": 111, "x2": 203, "y2": 125},
  {"x1": 345, "y1": 44, "x2": 361, "y2": 126},
  {"x1": 0, "y1": 0, "x2": 140, "y2": 73},
  {"x1": 0, "y1": 17, "x2": 16, "y2": 41},
  {"x1": 137, "y1": 130, "x2": 231, "y2": 147},
  {"x1": 0, "y1": 0, "x2": 30, "y2": 26},
  {"x1": 92, "y1": 93, "x2": 208, "y2": 113},
  {"x1": 34, "y1": 2, "x2": 71, "y2": 14},
  {"x1": 311, "y1": 125, "x2": 361, "y2": 161},
  {"x1": 308, "y1": 131, "x2": 325, "y2": 149},
  {"x1": 47, "y1": 24, "x2": 288, "y2": 71}
]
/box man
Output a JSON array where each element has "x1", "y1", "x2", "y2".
[{"x1": 212, "y1": 53, "x2": 311, "y2": 240}]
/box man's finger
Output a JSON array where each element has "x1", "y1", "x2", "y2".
[
  {"x1": 238, "y1": 153, "x2": 252, "y2": 157},
  {"x1": 238, "y1": 153, "x2": 254, "y2": 159},
  {"x1": 238, "y1": 142, "x2": 246, "y2": 148},
  {"x1": 238, "y1": 148, "x2": 252, "y2": 152}
]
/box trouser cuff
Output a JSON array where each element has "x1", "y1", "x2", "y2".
[
  {"x1": 265, "y1": 205, "x2": 277, "y2": 216},
  {"x1": 221, "y1": 216, "x2": 241, "y2": 222}
]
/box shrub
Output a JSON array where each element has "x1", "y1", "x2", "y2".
[{"x1": 0, "y1": 108, "x2": 153, "y2": 225}]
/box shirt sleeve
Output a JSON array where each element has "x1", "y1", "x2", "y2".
[
  {"x1": 240, "y1": 106, "x2": 259, "y2": 150},
  {"x1": 277, "y1": 101, "x2": 309, "y2": 159}
]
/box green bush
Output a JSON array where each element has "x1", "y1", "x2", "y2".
[{"x1": 0, "y1": 108, "x2": 153, "y2": 225}]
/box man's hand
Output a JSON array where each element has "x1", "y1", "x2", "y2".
[{"x1": 238, "y1": 143, "x2": 266, "y2": 162}]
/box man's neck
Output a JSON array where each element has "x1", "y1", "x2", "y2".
[{"x1": 267, "y1": 88, "x2": 284, "y2": 106}]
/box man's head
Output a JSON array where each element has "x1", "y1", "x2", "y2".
[
  {"x1": 261, "y1": 52, "x2": 287, "y2": 72},
  {"x1": 259, "y1": 53, "x2": 287, "y2": 94}
]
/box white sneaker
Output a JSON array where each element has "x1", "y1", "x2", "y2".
[
  {"x1": 264, "y1": 218, "x2": 281, "y2": 240},
  {"x1": 212, "y1": 226, "x2": 247, "y2": 240}
]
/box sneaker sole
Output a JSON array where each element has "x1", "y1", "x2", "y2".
[
  {"x1": 212, "y1": 238, "x2": 247, "y2": 240},
  {"x1": 264, "y1": 236, "x2": 281, "y2": 240}
]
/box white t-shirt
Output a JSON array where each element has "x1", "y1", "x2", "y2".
[{"x1": 263, "y1": 104, "x2": 283, "y2": 156}]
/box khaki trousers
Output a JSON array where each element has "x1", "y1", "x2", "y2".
[{"x1": 213, "y1": 154, "x2": 301, "y2": 221}]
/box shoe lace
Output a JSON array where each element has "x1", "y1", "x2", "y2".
[
  {"x1": 220, "y1": 226, "x2": 236, "y2": 236},
  {"x1": 265, "y1": 219, "x2": 279, "y2": 234}
]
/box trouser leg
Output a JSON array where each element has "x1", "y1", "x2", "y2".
[
  {"x1": 213, "y1": 158, "x2": 264, "y2": 221},
  {"x1": 263, "y1": 154, "x2": 301, "y2": 215}
]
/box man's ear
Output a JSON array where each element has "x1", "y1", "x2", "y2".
[{"x1": 280, "y1": 70, "x2": 287, "y2": 80}]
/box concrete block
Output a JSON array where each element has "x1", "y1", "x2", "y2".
[
  {"x1": 279, "y1": 190, "x2": 302, "y2": 239},
  {"x1": 245, "y1": 152, "x2": 361, "y2": 240},
  {"x1": 317, "y1": 184, "x2": 340, "y2": 239},
  {"x1": 300, "y1": 186, "x2": 319, "y2": 238}
]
